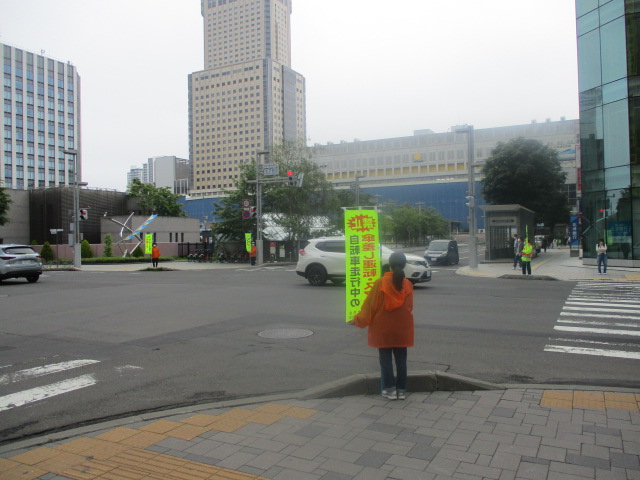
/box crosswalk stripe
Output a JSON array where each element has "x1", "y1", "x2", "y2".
[
  {"x1": 554, "y1": 325, "x2": 640, "y2": 337},
  {"x1": 545, "y1": 281, "x2": 640, "y2": 360},
  {"x1": 0, "y1": 360, "x2": 100, "y2": 385},
  {"x1": 544, "y1": 345, "x2": 640, "y2": 360},
  {"x1": 0, "y1": 374, "x2": 97, "y2": 412}
]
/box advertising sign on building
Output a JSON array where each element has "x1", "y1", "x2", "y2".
[{"x1": 344, "y1": 210, "x2": 381, "y2": 323}]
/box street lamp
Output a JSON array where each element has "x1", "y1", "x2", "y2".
[
  {"x1": 354, "y1": 174, "x2": 365, "y2": 207},
  {"x1": 255, "y1": 150, "x2": 269, "y2": 266},
  {"x1": 454, "y1": 125, "x2": 478, "y2": 269},
  {"x1": 63, "y1": 149, "x2": 86, "y2": 268}
]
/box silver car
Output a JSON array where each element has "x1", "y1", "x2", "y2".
[{"x1": 0, "y1": 244, "x2": 42, "y2": 283}]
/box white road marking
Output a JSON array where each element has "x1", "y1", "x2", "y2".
[
  {"x1": 558, "y1": 318, "x2": 640, "y2": 328},
  {"x1": 0, "y1": 374, "x2": 96, "y2": 412},
  {"x1": 554, "y1": 325, "x2": 640, "y2": 337},
  {"x1": 561, "y1": 311, "x2": 640, "y2": 321},
  {"x1": 563, "y1": 306, "x2": 640, "y2": 314},
  {"x1": 0, "y1": 359, "x2": 99, "y2": 385},
  {"x1": 544, "y1": 345, "x2": 640, "y2": 360}
]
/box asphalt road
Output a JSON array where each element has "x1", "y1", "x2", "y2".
[{"x1": 0, "y1": 262, "x2": 638, "y2": 443}]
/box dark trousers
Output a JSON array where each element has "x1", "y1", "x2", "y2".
[
  {"x1": 379, "y1": 347, "x2": 407, "y2": 391},
  {"x1": 152, "y1": 258, "x2": 158, "y2": 267},
  {"x1": 522, "y1": 260, "x2": 531, "y2": 275},
  {"x1": 513, "y1": 254, "x2": 521, "y2": 268}
]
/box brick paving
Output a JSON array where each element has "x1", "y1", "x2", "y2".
[{"x1": 1, "y1": 388, "x2": 639, "y2": 479}]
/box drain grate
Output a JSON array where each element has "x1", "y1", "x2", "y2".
[{"x1": 258, "y1": 328, "x2": 314, "y2": 339}]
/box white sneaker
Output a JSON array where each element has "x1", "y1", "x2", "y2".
[
  {"x1": 397, "y1": 389, "x2": 406, "y2": 400},
  {"x1": 381, "y1": 388, "x2": 397, "y2": 400}
]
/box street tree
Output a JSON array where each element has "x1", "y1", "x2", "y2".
[
  {"x1": 127, "y1": 179, "x2": 186, "y2": 217},
  {"x1": 481, "y1": 137, "x2": 568, "y2": 229},
  {"x1": 0, "y1": 186, "x2": 12, "y2": 226},
  {"x1": 379, "y1": 201, "x2": 450, "y2": 245},
  {"x1": 212, "y1": 141, "x2": 344, "y2": 252}
]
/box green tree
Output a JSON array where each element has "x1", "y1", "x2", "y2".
[
  {"x1": 0, "y1": 186, "x2": 11, "y2": 226},
  {"x1": 481, "y1": 137, "x2": 569, "y2": 229},
  {"x1": 211, "y1": 141, "x2": 343, "y2": 250},
  {"x1": 127, "y1": 179, "x2": 186, "y2": 217},
  {"x1": 132, "y1": 245, "x2": 144, "y2": 258},
  {"x1": 81, "y1": 239, "x2": 93, "y2": 258},
  {"x1": 40, "y1": 242, "x2": 54, "y2": 262},
  {"x1": 103, "y1": 234, "x2": 113, "y2": 258}
]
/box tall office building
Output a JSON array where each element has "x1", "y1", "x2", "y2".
[
  {"x1": 189, "y1": 0, "x2": 306, "y2": 197},
  {"x1": 2, "y1": 42, "x2": 81, "y2": 190},
  {"x1": 575, "y1": 0, "x2": 639, "y2": 266}
]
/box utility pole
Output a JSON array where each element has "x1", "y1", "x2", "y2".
[
  {"x1": 454, "y1": 125, "x2": 478, "y2": 269},
  {"x1": 255, "y1": 150, "x2": 269, "y2": 266}
]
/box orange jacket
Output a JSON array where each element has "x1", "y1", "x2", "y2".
[
  {"x1": 353, "y1": 273, "x2": 414, "y2": 348},
  {"x1": 151, "y1": 246, "x2": 160, "y2": 259},
  {"x1": 250, "y1": 245, "x2": 257, "y2": 257}
]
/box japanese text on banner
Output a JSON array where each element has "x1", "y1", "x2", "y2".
[
  {"x1": 145, "y1": 234, "x2": 153, "y2": 254},
  {"x1": 344, "y1": 210, "x2": 381, "y2": 323}
]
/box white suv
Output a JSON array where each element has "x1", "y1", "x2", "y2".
[{"x1": 296, "y1": 237, "x2": 432, "y2": 286}]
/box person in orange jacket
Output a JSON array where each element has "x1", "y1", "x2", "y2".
[
  {"x1": 250, "y1": 242, "x2": 257, "y2": 265},
  {"x1": 151, "y1": 243, "x2": 160, "y2": 268},
  {"x1": 349, "y1": 252, "x2": 414, "y2": 400}
]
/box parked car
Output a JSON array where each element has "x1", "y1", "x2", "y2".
[
  {"x1": 424, "y1": 239, "x2": 459, "y2": 265},
  {"x1": 0, "y1": 244, "x2": 42, "y2": 283},
  {"x1": 296, "y1": 237, "x2": 432, "y2": 286}
]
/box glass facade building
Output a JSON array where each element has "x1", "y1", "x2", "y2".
[
  {"x1": 576, "y1": 0, "x2": 639, "y2": 265},
  {"x1": 2, "y1": 43, "x2": 81, "y2": 190}
]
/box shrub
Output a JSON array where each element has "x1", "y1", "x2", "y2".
[
  {"x1": 103, "y1": 234, "x2": 113, "y2": 258},
  {"x1": 81, "y1": 239, "x2": 93, "y2": 258},
  {"x1": 40, "y1": 241, "x2": 55, "y2": 262},
  {"x1": 132, "y1": 245, "x2": 144, "y2": 258}
]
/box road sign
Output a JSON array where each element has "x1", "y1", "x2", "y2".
[
  {"x1": 262, "y1": 163, "x2": 279, "y2": 176},
  {"x1": 242, "y1": 210, "x2": 251, "y2": 220},
  {"x1": 242, "y1": 199, "x2": 250, "y2": 208}
]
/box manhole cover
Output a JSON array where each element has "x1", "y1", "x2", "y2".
[{"x1": 258, "y1": 328, "x2": 314, "y2": 339}]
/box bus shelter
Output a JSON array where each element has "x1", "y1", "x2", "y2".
[{"x1": 481, "y1": 204, "x2": 536, "y2": 261}]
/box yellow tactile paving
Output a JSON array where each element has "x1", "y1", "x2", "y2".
[
  {"x1": 2, "y1": 403, "x2": 317, "y2": 480},
  {"x1": 541, "y1": 390, "x2": 640, "y2": 411}
]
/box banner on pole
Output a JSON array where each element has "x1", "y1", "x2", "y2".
[
  {"x1": 245, "y1": 233, "x2": 252, "y2": 252},
  {"x1": 344, "y1": 210, "x2": 381, "y2": 323},
  {"x1": 145, "y1": 234, "x2": 153, "y2": 254}
]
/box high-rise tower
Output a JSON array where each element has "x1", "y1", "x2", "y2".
[{"x1": 189, "y1": 0, "x2": 306, "y2": 197}]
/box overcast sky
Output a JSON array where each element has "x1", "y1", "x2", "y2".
[{"x1": 0, "y1": 0, "x2": 579, "y2": 192}]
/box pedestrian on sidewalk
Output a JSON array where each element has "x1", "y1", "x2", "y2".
[
  {"x1": 151, "y1": 243, "x2": 160, "y2": 268},
  {"x1": 349, "y1": 252, "x2": 414, "y2": 401},
  {"x1": 521, "y1": 239, "x2": 533, "y2": 275},
  {"x1": 250, "y1": 242, "x2": 257, "y2": 265},
  {"x1": 596, "y1": 239, "x2": 608, "y2": 274},
  {"x1": 513, "y1": 235, "x2": 522, "y2": 270}
]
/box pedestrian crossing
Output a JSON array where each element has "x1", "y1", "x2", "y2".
[
  {"x1": 544, "y1": 281, "x2": 640, "y2": 360},
  {"x1": 0, "y1": 357, "x2": 141, "y2": 413}
]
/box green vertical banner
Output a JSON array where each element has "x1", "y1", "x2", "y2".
[
  {"x1": 344, "y1": 210, "x2": 381, "y2": 323},
  {"x1": 245, "y1": 233, "x2": 252, "y2": 252},
  {"x1": 145, "y1": 234, "x2": 153, "y2": 254}
]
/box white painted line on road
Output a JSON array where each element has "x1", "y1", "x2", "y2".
[
  {"x1": 0, "y1": 359, "x2": 100, "y2": 385},
  {"x1": 0, "y1": 374, "x2": 97, "y2": 412},
  {"x1": 568, "y1": 299, "x2": 640, "y2": 307},
  {"x1": 561, "y1": 311, "x2": 640, "y2": 321},
  {"x1": 544, "y1": 345, "x2": 640, "y2": 360},
  {"x1": 568, "y1": 295, "x2": 638, "y2": 305},
  {"x1": 552, "y1": 337, "x2": 640, "y2": 348},
  {"x1": 554, "y1": 325, "x2": 640, "y2": 337},
  {"x1": 558, "y1": 319, "x2": 640, "y2": 329},
  {"x1": 563, "y1": 306, "x2": 640, "y2": 315}
]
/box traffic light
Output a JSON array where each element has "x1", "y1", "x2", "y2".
[
  {"x1": 250, "y1": 206, "x2": 257, "y2": 218},
  {"x1": 79, "y1": 208, "x2": 89, "y2": 220},
  {"x1": 465, "y1": 196, "x2": 475, "y2": 208},
  {"x1": 287, "y1": 170, "x2": 295, "y2": 186}
]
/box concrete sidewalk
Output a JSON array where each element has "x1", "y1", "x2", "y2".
[{"x1": 457, "y1": 247, "x2": 640, "y2": 283}]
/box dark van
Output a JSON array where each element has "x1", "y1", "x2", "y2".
[{"x1": 424, "y1": 240, "x2": 459, "y2": 265}]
